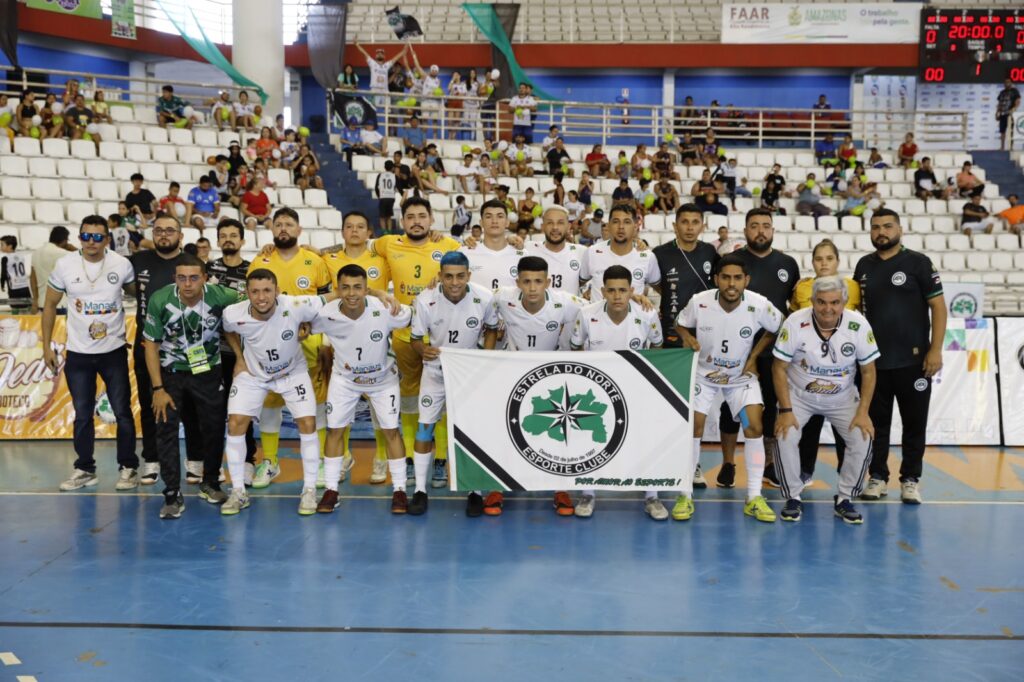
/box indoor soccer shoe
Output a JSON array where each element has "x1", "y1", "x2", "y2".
[
  {"x1": 370, "y1": 458, "x2": 388, "y2": 484},
  {"x1": 861, "y1": 478, "x2": 887, "y2": 500},
  {"x1": 762, "y1": 463, "x2": 781, "y2": 488},
  {"x1": 317, "y1": 490, "x2": 340, "y2": 513},
  {"x1": 198, "y1": 483, "x2": 227, "y2": 504},
  {"x1": 644, "y1": 497, "x2": 669, "y2": 521},
  {"x1": 185, "y1": 460, "x2": 203, "y2": 485},
  {"x1": 693, "y1": 464, "x2": 707, "y2": 489},
  {"x1": 139, "y1": 461, "x2": 160, "y2": 485},
  {"x1": 391, "y1": 490, "x2": 409, "y2": 514},
  {"x1": 743, "y1": 496, "x2": 776, "y2": 523},
  {"x1": 298, "y1": 487, "x2": 318, "y2": 515},
  {"x1": 553, "y1": 491, "x2": 575, "y2": 516},
  {"x1": 716, "y1": 462, "x2": 736, "y2": 488},
  {"x1": 115, "y1": 467, "x2": 139, "y2": 491},
  {"x1": 159, "y1": 493, "x2": 185, "y2": 520},
  {"x1": 834, "y1": 496, "x2": 864, "y2": 524},
  {"x1": 574, "y1": 494, "x2": 595, "y2": 518},
  {"x1": 59, "y1": 469, "x2": 97, "y2": 491},
  {"x1": 251, "y1": 460, "x2": 279, "y2": 489},
  {"x1": 431, "y1": 459, "x2": 448, "y2": 488},
  {"x1": 339, "y1": 454, "x2": 355, "y2": 483},
  {"x1": 901, "y1": 480, "x2": 922, "y2": 505},
  {"x1": 221, "y1": 490, "x2": 250, "y2": 516},
  {"x1": 671, "y1": 495, "x2": 694, "y2": 521},
  {"x1": 483, "y1": 491, "x2": 504, "y2": 516},
  {"x1": 781, "y1": 499, "x2": 803, "y2": 522},
  {"x1": 408, "y1": 491, "x2": 429, "y2": 515},
  {"x1": 466, "y1": 492, "x2": 484, "y2": 517}
]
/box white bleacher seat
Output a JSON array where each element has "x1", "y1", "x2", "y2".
[
  {"x1": 109, "y1": 106, "x2": 133, "y2": 123},
  {"x1": 772, "y1": 215, "x2": 792, "y2": 231},
  {"x1": 839, "y1": 216, "x2": 862, "y2": 231},
  {"x1": 2, "y1": 177, "x2": 31, "y2": 199},
  {"x1": 58, "y1": 158, "x2": 85, "y2": 178},
  {"x1": 193, "y1": 129, "x2": 219, "y2": 147},
  {"x1": 972, "y1": 234, "x2": 995, "y2": 250},
  {"x1": 96, "y1": 123, "x2": 118, "y2": 141},
  {"x1": 168, "y1": 128, "x2": 193, "y2": 146},
  {"x1": 84, "y1": 159, "x2": 112, "y2": 179},
  {"x1": 727, "y1": 214, "x2": 745, "y2": 232},
  {"x1": 91, "y1": 181, "x2": 121, "y2": 202},
  {"x1": 34, "y1": 202, "x2": 65, "y2": 223},
  {"x1": 991, "y1": 252, "x2": 1014, "y2": 271},
  {"x1": 817, "y1": 216, "x2": 839, "y2": 232},
  {"x1": 180, "y1": 227, "x2": 201, "y2": 245},
  {"x1": 793, "y1": 216, "x2": 815, "y2": 232},
  {"x1": 152, "y1": 145, "x2": 177, "y2": 163},
  {"x1": 268, "y1": 168, "x2": 291, "y2": 187},
  {"x1": 41, "y1": 138, "x2": 69, "y2": 157},
  {"x1": 1, "y1": 156, "x2": 28, "y2": 176},
  {"x1": 350, "y1": 156, "x2": 373, "y2": 172},
  {"x1": 909, "y1": 216, "x2": 932, "y2": 232},
  {"x1": 220, "y1": 206, "x2": 239, "y2": 221},
  {"x1": 304, "y1": 189, "x2": 328, "y2": 208},
  {"x1": 166, "y1": 165, "x2": 193, "y2": 183},
  {"x1": 96, "y1": 201, "x2": 118, "y2": 217},
  {"x1": 67, "y1": 202, "x2": 95, "y2": 224},
  {"x1": 643, "y1": 214, "x2": 668, "y2": 232},
  {"x1": 297, "y1": 209, "x2": 319, "y2": 227},
  {"x1": 885, "y1": 199, "x2": 903, "y2": 214},
  {"x1": 134, "y1": 108, "x2": 158, "y2": 125},
  {"x1": 144, "y1": 127, "x2": 169, "y2": 144},
  {"x1": 13, "y1": 137, "x2": 41, "y2": 156},
  {"x1": 2, "y1": 201, "x2": 33, "y2": 223},
  {"x1": 99, "y1": 141, "x2": 125, "y2": 160},
  {"x1": 70, "y1": 139, "x2": 97, "y2": 159},
  {"x1": 902, "y1": 234, "x2": 924, "y2": 251},
  {"x1": 926, "y1": 200, "x2": 949, "y2": 215},
  {"x1": 831, "y1": 233, "x2": 854, "y2": 252},
  {"x1": 61, "y1": 179, "x2": 91, "y2": 201},
  {"x1": 263, "y1": 188, "x2": 278, "y2": 205},
  {"x1": 734, "y1": 197, "x2": 754, "y2": 213},
  {"x1": 318, "y1": 209, "x2": 342, "y2": 229},
  {"x1": 966, "y1": 253, "x2": 989, "y2": 271},
  {"x1": 309, "y1": 230, "x2": 336, "y2": 250},
  {"x1": 30, "y1": 178, "x2": 61, "y2": 200},
  {"x1": 278, "y1": 187, "x2": 303, "y2": 206},
  {"x1": 706, "y1": 214, "x2": 727, "y2": 231},
  {"x1": 125, "y1": 143, "x2": 150, "y2": 162},
  {"x1": 855, "y1": 234, "x2": 873, "y2": 252},
  {"x1": 178, "y1": 146, "x2": 203, "y2": 164},
  {"x1": 0, "y1": 136, "x2": 10, "y2": 154},
  {"x1": 150, "y1": 182, "x2": 170, "y2": 198},
  {"x1": 773, "y1": 233, "x2": 789, "y2": 250},
  {"x1": 947, "y1": 234, "x2": 970, "y2": 251},
  {"x1": 428, "y1": 194, "x2": 449, "y2": 211},
  {"x1": 119, "y1": 125, "x2": 144, "y2": 143},
  {"x1": 139, "y1": 163, "x2": 166, "y2": 181},
  {"x1": 255, "y1": 231, "x2": 275, "y2": 249},
  {"x1": 996, "y1": 234, "x2": 1020, "y2": 250},
  {"x1": 933, "y1": 216, "x2": 956, "y2": 233},
  {"x1": 890, "y1": 183, "x2": 912, "y2": 199},
  {"x1": 19, "y1": 228, "x2": 50, "y2": 250},
  {"x1": 924, "y1": 234, "x2": 947, "y2": 252},
  {"x1": 904, "y1": 199, "x2": 925, "y2": 215}
]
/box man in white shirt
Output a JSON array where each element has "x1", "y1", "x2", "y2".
[
  {"x1": 509, "y1": 82, "x2": 538, "y2": 143},
  {"x1": 456, "y1": 153, "x2": 482, "y2": 195},
  {"x1": 772, "y1": 275, "x2": 878, "y2": 525},
  {"x1": 42, "y1": 215, "x2": 139, "y2": 492},
  {"x1": 570, "y1": 265, "x2": 666, "y2": 520},
  {"x1": 579, "y1": 203, "x2": 661, "y2": 302},
  {"x1": 31, "y1": 226, "x2": 76, "y2": 311},
  {"x1": 527, "y1": 206, "x2": 586, "y2": 295},
  {"x1": 460, "y1": 199, "x2": 527, "y2": 291},
  {"x1": 506, "y1": 135, "x2": 534, "y2": 178},
  {"x1": 359, "y1": 122, "x2": 386, "y2": 157},
  {"x1": 541, "y1": 125, "x2": 561, "y2": 153},
  {"x1": 311, "y1": 264, "x2": 412, "y2": 515},
  {"x1": 355, "y1": 41, "x2": 407, "y2": 109},
  {"x1": 411, "y1": 252, "x2": 499, "y2": 517},
  {"x1": 675, "y1": 253, "x2": 783, "y2": 523}
]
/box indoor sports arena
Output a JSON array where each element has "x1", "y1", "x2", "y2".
[{"x1": 0, "y1": 1, "x2": 1022, "y2": 679}]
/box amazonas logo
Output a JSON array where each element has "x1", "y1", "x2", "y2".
[{"x1": 506, "y1": 361, "x2": 627, "y2": 476}]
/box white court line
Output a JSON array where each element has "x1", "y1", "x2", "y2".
[
  {"x1": 0, "y1": 652, "x2": 21, "y2": 665},
  {"x1": 16, "y1": 676, "x2": 37, "y2": 682}
]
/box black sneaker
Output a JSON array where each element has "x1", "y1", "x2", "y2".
[
  {"x1": 762, "y1": 462, "x2": 781, "y2": 488},
  {"x1": 408, "y1": 491, "x2": 429, "y2": 516},
  {"x1": 780, "y1": 499, "x2": 802, "y2": 522},
  {"x1": 159, "y1": 492, "x2": 185, "y2": 520},
  {"x1": 716, "y1": 463, "x2": 736, "y2": 488},
  {"x1": 834, "y1": 495, "x2": 863, "y2": 525},
  {"x1": 466, "y1": 492, "x2": 484, "y2": 517},
  {"x1": 198, "y1": 482, "x2": 227, "y2": 504}
]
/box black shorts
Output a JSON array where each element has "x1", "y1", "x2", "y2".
[
  {"x1": 681, "y1": 152, "x2": 698, "y2": 163},
  {"x1": 378, "y1": 198, "x2": 395, "y2": 218},
  {"x1": 998, "y1": 115, "x2": 1010, "y2": 134}
]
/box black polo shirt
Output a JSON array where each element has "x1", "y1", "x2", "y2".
[
  {"x1": 652, "y1": 240, "x2": 718, "y2": 346},
  {"x1": 733, "y1": 246, "x2": 799, "y2": 356},
  {"x1": 854, "y1": 247, "x2": 943, "y2": 370},
  {"x1": 207, "y1": 256, "x2": 250, "y2": 353},
  {"x1": 130, "y1": 249, "x2": 187, "y2": 342}
]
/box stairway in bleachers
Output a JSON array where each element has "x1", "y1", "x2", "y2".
[
  {"x1": 971, "y1": 151, "x2": 1024, "y2": 200},
  {"x1": 307, "y1": 134, "x2": 379, "y2": 232}
]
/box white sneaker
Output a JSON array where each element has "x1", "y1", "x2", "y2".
[
  {"x1": 693, "y1": 465, "x2": 708, "y2": 489},
  {"x1": 243, "y1": 462, "x2": 255, "y2": 487},
  {"x1": 369, "y1": 458, "x2": 388, "y2": 484},
  {"x1": 185, "y1": 460, "x2": 203, "y2": 484},
  {"x1": 861, "y1": 478, "x2": 888, "y2": 500},
  {"x1": 298, "y1": 487, "x2": 318, "y2": 515},
  {"x1": 251, "y1": 460, "x2": 279, "y2": 489},
  {"x1": 339, "y1": 453, "x2": 355, "y2": 483},
  {"x1": 59, "y1": 469, "x2": 98, "y2": 491},
  {"x1": 644, "y1": 497, "x2": 669, "y2": 521},
  {"x1": 115, "y1": 467, "x2": 139, "y2": 491},
  {"x1": 221, "y1": 489, "x2": 250, "y2": 516},
  {"x1": 574, "y1": 494, "x2": 595, "y2": 518},
  {"x1": 139, "y1": 461, "x2": 160, "y2": 485},
  {"x1": 316, "y1": 460, "x2": 327, "y2": 489},
  {"x1": 901, "y1": 479, "x2": 922, "y2": 505}
]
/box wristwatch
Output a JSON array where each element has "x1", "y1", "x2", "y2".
[{"x1": 779, "y1": 407, "x2": 793, "y2": 413}]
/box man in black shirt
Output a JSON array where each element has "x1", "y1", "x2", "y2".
[
  {"x1": 546, "y1": 138, "x2": 572, "y2": 175},
  {"x1": 124, "y1": 173, "x2": 157, "y2": 224},
  {"x1": 854, "y1": 208, "x2": 946, "y2": 504},
  {"x1": 206, "y1": 219, "x2": 258, "y2": 481},
  {"x1": 912, "y1": 157, "x2": 952, "y2": 201},
  {"x1": 996, "y1": 78, "x2": 1020, "y2": 150},
  {"x1": 733, "y1": 208, "x2": 800, "y2": 487}
]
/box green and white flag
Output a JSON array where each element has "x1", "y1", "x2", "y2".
[
  {"x1": 443, "y1": 348, "x2": 697, "y2": 492},
  {"x1": 111, "y1": 0, "x2": 136, "y2": 40}
]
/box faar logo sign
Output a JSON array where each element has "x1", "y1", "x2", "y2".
[{"x1": 506, "y1": 361, "x2": 627, "y2": 476}]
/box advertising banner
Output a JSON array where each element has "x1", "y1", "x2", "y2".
[
  {"x1": 944, "y1": 282, "x2": 985, "y2": 320},
  {"x1": 111, "y1": 0, "x2": 136, "y2": 40},
  {"x1": 721, "y1": 3, "x2": 922, "y2": 44},
  {"x1": 996, "y1": 317, "x2": 1024, "y2": 446},
  {"x1": 26, "y1": 0, "x2": 102, "y2": 19}
]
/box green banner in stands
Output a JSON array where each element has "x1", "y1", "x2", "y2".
[
  {"x1": 462, "y1": 3, "x2": 553, "y2": 101},
  {"x1": 26, "y1": 0, "x2": 102, "y2": 19},
  {"x1": 111, "y1": 0, "x2": 136, "y2": 40}
]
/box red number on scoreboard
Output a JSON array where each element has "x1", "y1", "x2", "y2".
[
  {"x1": 924, "y1": 68, "x2": 945, "y2": 83},
  {"x1": 926, "y1": 29, "x2": 937, "y2": 44},
  {"x1": 1011, "y1": 68, "x2": 1024, "y2": 83}
]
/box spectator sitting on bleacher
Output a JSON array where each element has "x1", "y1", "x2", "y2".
[
  {"x1": 813, "y1": 94, "x2": 831, "y2": 111},
  {"x1": 291, "y1": 144, "x2": 324, "y2": 191},
  {"x1": 837, "y1": 134, "x2": 857, "y2": 168},
  {"x1": 1, "y1": 236, "x2": 33, "y2": 315},
  {"x1": 546, "y1": 138, "x2": 572, "y2": 177},
  {"x1": 998, "y1": 194, "x2": 1023, "y2": 235},
  {"x1": 913, "y1": 157, "x2": 952, "y2": 201},
  {"x1": 956, "y1": 162, "x2": 985, "y2": 199},
  {"x1": 507, "y1": 135, "x2": 534, "y2": 178},
  {"x1": 867, "y1": 147, "x2": 888, "y2": 169},
  {"x1": 91, "y1": 90, "x2": 112, "y2": 124},
  {"x1": 39, "y1": 94, "x2": 63, "y2": 139},
  {"x1": 898, "y1": 133, "x2": 918, "y2": 168},
  {"x1": 107, "y1": 214, "x2": 137, "y2": 257},
  {"x1": 210, "y1": 155, "x2": 231, "y2": 199},
  {"x1": 452, "y1": 195, "x2": 471, "y2": 239},
  {"x1": 16, "y1": 91, "x2": 37, "y2": 135},
  {"x1": 494, "y1": 184, "x2": 516, "y2": 215},
  {"x1": 517, "y1": 188, "x2": 540, "y2": 236},
  {"x1": 273, "y1": 114, "x2": 286, "y2": 141},
  {"x1": 653, "y1": 142, "x2": 678, "y2": 181},
  {"x1": 279, "y1": 129, "x2": 299, "y2": 166},
  {"x1": 676, "y1": 132, "x2": 700, "y2": 167},
  {"x1": 712, "y1": 226, "x2": 742, "y2": 256},
  {"x1": 736, "y1": 176, "x2": 753, "y2": 199},
  {"x1": 413, "y1": 150, "x2": 448, "y2": 195},
  {"x1": 759, "y1": 177, "x2": 786, "y2": 216},
  {"x1": 655, "y1": 177, "x2": 680, "y2": 216},
  {"x1": 700, "y1": 129, "x2": 721, "y2": 167},
  {"x1": 614, "y1": 150, "x2": 631, "y2": 181},
  {"x1": 157, "y1": 182, "x2": 187, "y2": 221},
  {"x1": 187, "y1": 175, "x2": 221, "y2": 232},
  {"x1": 631, "y1": 144, "x2": 654, "y2": 181},
  {"x1": 359, "y1": 121, "x2": 386, "y2": 158},
  {"x1": 210, "y1": 91, "x2": 234, "y2": 131},
  {"x1": 714, "y1": 158, "x2": 739, "y2": 210},
  {"x1": 612, "y1": 178, "x2": 635, "y2": 207},
  {"x1": 542, "y1": 125, "x2": 561, "y2": 152},
  {"x1": 455, "y1": 153, "x2": 482, "y2": 195},
  {"x1": 675, "y1": 96, "x2": 700, "y2": 137},
  {"x1": 584, "y1": 144, "x2": 612, "y2": 179},
  {"x1": 824, "y1": 165, "x2": 848, "y2": 198},
  {"x1": 195, "y1": 237, "x2": 211, "y2": 263},
  {"x1": 815, "y1": 133, "x2": 839, "y2": 167},
  {"x1": 565, "y1": 190, "x2": 586, "y2": 234},
  {"x1": 60, "y1": 79, "x2": 80, "y2": 108},
  {"x1": 577, "y1": 172, "x2": 594, "y2": 209},
  {"x1": 635, "y1": 179, "x2": 657, "y2": 216},
  {"x1": 960, "y1": 195, "x2": 998, "y2": 237},
  {"x1": 156, "y1": 85, "x2": 197, "y2": 130},
  {"x1": 425, "y1": 143, "x2": 447, "y2": 175},
  {"x1": 835, "y1": 176, "x2": 881, "y2": 219},
  {"x1": 545, "y1": 171, "x2": 567, "y2": 206},
  {"x1": 255, "y1": 127, "x2": 280, "y2": 167},
  {"x1": 475, "y1": 154, "x2": 499, "y2": 197},
  {"x1": 225, "y1": 141, "x2": 245, "y2": 178},
  {"x1": 509, "y1": 82, "x2": 538, "y2": 143},
  {"x1": 340, "y1": 117, "x2": 363, "y2": 165},
  {"x1": 233, "y1": 90, "x2": 256, "y2": 132},
  {"x1": 240, "y1": 177, "x2": 272, "y2": 228},
  {"x1": 795, "y1": 173, "x2": 831, "y2": 219},
  {"x1": 125, "y1": 173, "x2": 158, "y2": 223},
  {"x1": 401, "y1": 115, "x2": 427, "y2": 156},
  {"x1": 337, "y1": 63, "x2": 358, "y2": 92},
  {"x1": 692, "y1": 169, "x2": 727, "y2": 217}
]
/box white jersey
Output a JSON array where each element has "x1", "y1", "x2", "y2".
[
  {"x1": 455, "y1": 164, "x2": 480, "y2": 192},
  {"x1": 222, "y1": 294, "x2": 322, "y2": 382},
  {"x1": 367, "y1": 58, "x2": 393, "y2": 92},
  {"x1": 570, "y1": 301, "x2": 663, "y2": 351},
  {"x1": 460, "y1": 243, "x2": 525, "y2": 291},
  {"x1": 580, "y1": 241, "x2": 661, "y2": 302},
  {"x1": 411, "y1": 283, "x2": 499, "y2": 376},
  {"x1": 311, "y1": 296, "x2": 412, "y2": 388},
  {"x1": 110, "y1": 227, "x2": 132, "y2": 257},
  {"x1": 506, "y1": 145, "x2": 533, "y2": 162},
  {"x1": 47, "y1": 250, "x2": 134, "y2": 354},
  {"x1": 509, "y1": 95, "x2": 537, "y2": 126},
  {"x1": 375, "y1": 171, "x2": 397, "y2": 199},
  {"x1": 773, "y1": 307, "x2": 880, "y2": 398},
  {"x1": 677, "y1": 289, "x2": 782, "y2": 386},
  {"x1": 527, "y1": 241, "x2": 584, "y2": 295},
  {"x1": 232, "y1": 101, "x2": 255, "y2": 117},
  {"x1": 3, "y1": 252, "x2": 31, "y2": 290},
  {"x1": 494, "y1": 286, "x2": 584, "y2": 351},
  {"x1": 420, "y1": 74, "x2": 442, "y2": 99}
]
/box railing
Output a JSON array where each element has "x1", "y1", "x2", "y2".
[{"x1": 330, "y1": 88, "x2": 969, "y2": 152}]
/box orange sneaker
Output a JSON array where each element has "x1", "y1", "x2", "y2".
[
  {"x1": 483, "y1": 491, "x2": 504, "y2": 516},
  {"x1": 553, "y1": 491, "x2": 575, "y2": 516}
]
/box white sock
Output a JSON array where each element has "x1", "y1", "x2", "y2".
[
  {"x1": 582, "y1": 488, "x2": 595, "y2": 497},
  {"x1": 225, "y1": 434, "x2": 246, "y2": 492},
  {"x1": 644, "y1": 489, "x2": 658, "y2": 500},
  {"x1": 414, "y1": 450, "x2": 433, "y2": 493},
  {"x1": 323, "y1": 456, "x2": 343, "y2": 492},
  {"x1": 299, "y1": 432, "x2": 320, "y2": 489},
  {"x1": 679, "y1": 438, "x2": 700, "y2": 497},
  {"x1": 692, "y1": 438, "x2": 701, "y2": 473},
  {"x1": 745, "y1": 436, "x2": 766, "y2": 501},
  {"x1": 388, "y1": 458, "x2": 406, "y2": 491}
]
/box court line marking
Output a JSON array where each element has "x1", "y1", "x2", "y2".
[
  {"x1": 0, "y1": 621, "x2": 1020, "y2": 641},
  {"x1": 16, "y1": 677, "x2": 37, "y2": 682},
  {"x1": 0, "y1": 491, "x2": 1022, "y2": 506},
  {"x1": 0, "y1": 652, "x2": 21, "y2": 665}
]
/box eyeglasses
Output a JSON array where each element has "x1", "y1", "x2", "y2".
[
  {"x1": 79, "y1": 233, "x2": 105, "y2": 243},
  {"x1": 153, "y1": 228, "x2": 179, "y2": 236}
]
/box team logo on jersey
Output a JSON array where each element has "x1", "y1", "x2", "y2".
[
  {"x1": 421, "y1": 396, "x2": 433, "y2": 407},
  {"x1": 465, "y1": 317, "x2": 480, "y2": 329},
  {"x1": 296, "y1": 276, "x2": 311, "y2": 290},
  {"x1": 506, "y1": 361, "x2": 627, "y2": 476},
  {"x1": 370, "y1": 330, "x2": 384, "y2": 342},
  {"x1": 891, "y1": 272, "x2": 907, "y2": 286},
  {"x1": 805, "y1": 379, "x2": 840, "y2": 395},
  {"x1": 841, "y1": 342, "x2": 855, "y2": 357},
  {"x1": 432, "y1": 250, "x2": 443, "y2": 261},
  {"x1": 325, "y1": 402, "x2": 333, "y2": 414},
  {"x1": 632, "y1": 268, "x2": 644, "y2": 281},
  {"x1": 106, "y1": 272, "x2": 119, "y2": 285},
  {"x1": 914, "y1": 378, "x2": 929, "y2": 392},
  {"x1": 703, "y1": 261, "x2": 712, "y2": 274},
  {"x1": 777, "y1": 269, "x2": 789, "y2": 283},
  {"x1": 205, "y1": 316, "x2": 218, "y2": 329},
  {"x1": 281, "y1": 330, "x2": 295, "y2": 340},
  {"x1": 368, "y1": 267, "x2": 381, "y2": 280},
  {"x1": 509, "y1": 266, "x2": 519, "y2": 277},
  {"x1": 629, "y1": 338, "x2": 642, "y2": 350},
  {"x1": 229, "y1": 385, "x2": 238, "y2": 398},
  {"x1": 570, "y1": 260, "x2": 580, "y2": 271},
  {"x1": 739, "y1": 326, "x2": 752, "y2": 339},
  {"x1": 545, "y1": 321, "x2": 559, "y2": 332}
]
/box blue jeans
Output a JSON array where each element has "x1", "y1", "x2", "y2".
[{"x1": 65, "y1": 346, "x2": 137, "y2": 473}]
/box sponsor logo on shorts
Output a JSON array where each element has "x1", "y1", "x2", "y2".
[
  {"x1": 891, "y1": 271, "x2": 907, "y2": 286},
  {"x1": 282, "y1": 330, "x2": 295, "y2": 340},
  {"x1": 370, "y1": 330, "x2": 384, "y2": 342},
  {"x1": 914, "y1": 378, "x2": 929, "y2": 392},
  {"x1": 805, "y1": 379, "x2": 841, "y2": 395},
  {"x1": 545, "y1": 321, "x2": 559, "y2": 332},
  {"x1": 739, "y1": 326, "x2": 752, "y2": 339},
  {"x1": 421, "y1": 395, "x2": 433, "y2": 407},
  {"x1": 841, "y1": 342, "x2": 855, "y2": 357}
]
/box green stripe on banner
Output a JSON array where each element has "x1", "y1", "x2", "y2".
[
  {"x1": 454, "y1": 443, "x2": 504, "y2": 491},
  {"x1": 636, "y1": 348, "x2": 695, "y2": 402}
]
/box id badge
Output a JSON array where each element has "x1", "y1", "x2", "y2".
[{"x1": 186, "y1": 344, "x2": 211, "y2": 374}]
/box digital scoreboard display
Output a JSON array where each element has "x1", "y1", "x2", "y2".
[{"x1": 920, "y1": 9, "x2": 1024, "y2": 83}]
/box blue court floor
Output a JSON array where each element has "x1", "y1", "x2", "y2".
[{"x1": 1, "y1": 442, "x2": 1022, "y2": 681}]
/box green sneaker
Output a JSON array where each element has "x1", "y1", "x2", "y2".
[
  {"x1": 671, "y1": 495, "x2": 694, "y2": 521},
  {"x1": 251, "y1": 460, "x2": 279, "y2": 489},
  {"x1": 743, "y1": 495, "x2": 776, "y2": 523}
]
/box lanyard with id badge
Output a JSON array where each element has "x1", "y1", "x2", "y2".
[{"x1": 180, "y1": 295, "x2": 212, "y2": 374}]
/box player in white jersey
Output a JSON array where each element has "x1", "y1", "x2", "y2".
[
  {"x1": 570, "y1": 265, "x2": 667, "y2": 520},
  {"x1": 772, "y1": 275, "x2": 879, "y2": 525},
  {"x1": 411, "y1": 252, "x2": 499, "y2": 517},
  {"x1": 311, "y1": 263, "x2": 413, "y2": 515},
  {"x1": 459, "y1": 199, "x2": 525, "y2": 291},
  {"x1": 494, "y1": 255, "x2": 585, "y2": 516},
  {"x1": 220, "y1": 269, "x2": 333, "y2": 516},
  {"x1": 527, "y1": 206, "x2": 586, "y2": 295},
  {"x1": 355, "y1": 41, "x2": 407, "y2": 108},
  {"x1": 579, "y1": 203, "x2": 660, "y2": 302},
  {"x1": 675, "y1": 253, "x2": 783, "y2": 523}
]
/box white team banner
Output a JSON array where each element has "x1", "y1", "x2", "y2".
[
  {"x1": 944, "y1": 282, "x2": 985, "y2": 320},
  {"x1": 996, "y1": 317, "x2": 1024, "y2": 446},
  {"x1": 443, "y1": 348, "x2": 697, "y2": 491},
  {"x1": 721, "y1": 3, "x2": 922, "y2": 44}
]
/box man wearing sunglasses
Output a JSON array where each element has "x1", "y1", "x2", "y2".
[{"x1": 42, "y1": 215, "x2": 138, "y2": 492}]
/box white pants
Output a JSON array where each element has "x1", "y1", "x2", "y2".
[
  {"x1": 326, "y1": 377, "x2": 400, "y2": 430},
  {"x1": 961, "y1": 217, "x2": 998, "y2": 232}
]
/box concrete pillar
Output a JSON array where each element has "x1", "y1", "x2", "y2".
[
  {"x1": 232, "y1": 0, "x2": 284, "y2": 117},
  {"x1": 128, "y1": 60, "x2": 149, "y2": 106}
]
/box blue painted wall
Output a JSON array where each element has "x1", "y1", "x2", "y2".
[
  {"x1": 674, "y1": 73, "x2": 851, "y2": 110},
  {"x1": 300, "y1": 74, "x2": 327, "y2": 130},
  {"x1": 1, "y1": 44, "x2": 130, "y2": 94}
]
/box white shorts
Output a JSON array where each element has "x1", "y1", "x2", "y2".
[
  {"x1": 326, "y1": 377, "x2": 400, "y2": 430},
  {"x1": 228, "y1": 371, "x2": 316, "y2": 420},
  {"x1": 417, "y1": 368, "x2": 446, "y2": 425},
  {"x1": 191, "y1": 214, "x2": 218, "y2": 229},
  {"x1": 692, "y1": 374, "x2": 763, "y2": 418}
]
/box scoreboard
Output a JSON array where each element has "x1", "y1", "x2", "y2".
[{"x1": 920, "y1": 9, "x2": 1024, "y2": 83}]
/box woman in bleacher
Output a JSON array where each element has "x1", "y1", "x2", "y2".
[
  {"x1": 91, "y1": 90, "x2": 112, "y2": 124},
  {"x1": 240, "y1": 177, "x2": 273, "y2": 228},
  {"x1": 39, "y1": 93, "x2": 64, "y2": 139},
  {"x1": 412, "y1": 150, "x2": 447, "y2": 195},
  {"x1": 16, "y1": 90, "x2": 37, "y2": 135},
  {"x1": 585, "y1": 144, "x2": 613, "y2": 179},
  {"x1": 837, "y1": 134, "x2": 858, "y2": 168},
  {"x1": 291, "y1": 144, "x2": 324, "y2": 191},
  {"x1": 255, "y1": 127, "x2": 281, "y2": 168}
]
